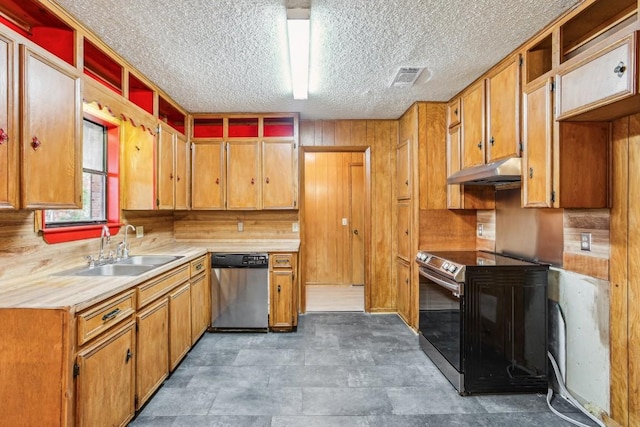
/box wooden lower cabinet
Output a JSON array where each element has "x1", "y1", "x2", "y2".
[
  {"x1": 169, "y1": 282, "x2": 192, "y2": 370},
  {"x1": 136, "y1": 298, "x2": 169, "y2": 409},
  {"x1": 396, "y1": 259, "x2": 411, "y2": 325},
  {"x1": 190, "y1": 270, "x2": 211, "y2": 344},
  {"x1": 269, "y1": 253, "x2": 297, "y2": 330},
  {"x1": 75, "y1": 320, "x2": 136, "y2": 427}
]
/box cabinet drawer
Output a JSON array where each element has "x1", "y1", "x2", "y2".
[
  {"x1": 270, "y1": 253, "x2": 293, "y2": 269},
  {"x1": 190, "y1": 255, "x2": 207, "y2": 277},
  {"x1": 77, "y1": 290, "x2": 135, "y2": 346},
  {"x1": 138, "y1": 264, "x2": 189, "y2": 308},
  {"x1": 447, "y1": 97, "x2": 461, "y2": 127},
  {"x1": 557, "y1": 33, "x2": 637, "y2": 119}
]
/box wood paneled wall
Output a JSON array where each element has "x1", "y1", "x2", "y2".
[
  {"x1": 173, "y1": 210, "x2": 299, "y2": 240},
  {"x1": 299, "y1": 120, "x2": 397, "y2": 312},
  {"x1": 0, "y1": 210, "x2": 175, "y2": 286},
  {"x1": 304, "y1": 152, "x2": 364, "y2": 285},
  {"x1": 418, "y1": 209, "x2": 477, "y2": 250}
]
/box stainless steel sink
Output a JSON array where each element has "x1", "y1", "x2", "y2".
[
  {"x1": 72, "y1": 264, "x2": 156, "y2": 277},
  {"x1": 117, "y1": 255, "x2": 184, "y2": 266}
]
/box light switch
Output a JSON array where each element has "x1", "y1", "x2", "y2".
[
  {"x1": 292, "y1": 222, "x2": 299, "y2": 232},
  {"x1": 342, "y1": 218, "x2": 348, "y2": 226},
  {"x1": 237, "y1": 221, "x2": 244, "y2": 232}
]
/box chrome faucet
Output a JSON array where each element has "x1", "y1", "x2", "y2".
[
  {"x1": 99, "y1": 225, "x2": 111, "y2": 262},
  {"x1": 121, "y1": 224, "x2": 136, "y2": 259}
]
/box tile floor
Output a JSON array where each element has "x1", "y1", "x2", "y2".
[{"x1": 130, "y1": 312, "x2": 599, "y2": 427}]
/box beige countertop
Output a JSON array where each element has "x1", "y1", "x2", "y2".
[{"x1": 0, "y1": 240, "x2": 300, "y2": 311}]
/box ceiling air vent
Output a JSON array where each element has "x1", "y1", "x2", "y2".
[{"x1": 390, "y1": 67, "x2": 424, "y2": 87}]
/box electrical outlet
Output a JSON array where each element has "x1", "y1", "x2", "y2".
[
  {"x1": 342, "y1": 218, "x2": 348, "y2": 226},
  {"x1": 292, "y1": 222, "x2": 299, "y2": 232},
  {"x1": 237, "y1": 221, "x2": 244, "y2": 232},
  {"x1": 477, "y1": 223, "x2": 483, "y2": 237},
  {"x1": 581, "y1": 232, "x2": 592, "y2": 251},
  {"x1": 136, "y1": 226, "x2": 144, "y2": 238}
]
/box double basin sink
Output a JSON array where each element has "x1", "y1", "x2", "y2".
[{"x1": 58, "y1": 255, "x2": 184, "y2": 277}]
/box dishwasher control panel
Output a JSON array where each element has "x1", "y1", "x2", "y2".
[{"x1": 211, "y1": 253, "x2": 269, "y2": 268}]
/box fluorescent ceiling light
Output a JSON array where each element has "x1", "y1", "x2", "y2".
[{"x1": 287, "y1": 9, "x2": 310, "y2": 100}]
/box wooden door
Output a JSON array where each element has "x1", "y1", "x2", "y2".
[
  {"x1": 396, "y1": 139, "x2": 411, "y2": 200},
  {"x1": 0, "y1": 31, "x2": 17, "y2": 209},
  {"x1": 461, "y1": 81, "x2": 486, "y2": 169},
  {"x1": 191, "y1": 140, "x2": 225, "y2": 210},
  {"x1": 523, "y1": 77, "x2": 553, "y2": 207},
  {"x1": 21, "y1": 46, "x2": 81, "y2": 209},
  {"x1": 262, "y1": 140, "x2": 297, "y2": 209},
  {"x1": 447, "y1": 125, "x2": 463, "y2": 209},
  {"x1": 349, "y1": 163, "x2": 365, "y2": 285},
  {"x1": 169, "y1": 282, "x2": 191, "y2": 371},
  {"x1": 227, "y1": 141, "x2": 260, "y2": 209},
  {"x1": 190, "y1": 272, "x2": 210, "y2": 344},
  {"x1": 270, "y1": 269, "x2": 293, "y2": 328},
  {"x1": 174, "y1": 133, "x2": 189, "y2": 210},
  {"x1": 486, "y1": 54, "x2": 521, "y2": 162},
  {"x1": 397, "y1": 202, "x2": 411, "y2": 261},
  {"x1": 75, "y1": 321, "x2": 135, "y2": 427},
  {"x1": 120, "y1": 120, "x2": 155, "y2": 210},
  {"x1": 396, "y1": 260, "x2": 411, "y2": 324},
  {"x1": 157, "y1": 122, "x2": 175, "y2": 209},
  {"x1": 136, "y1": 298, "x2": 169, "y2": 409}
]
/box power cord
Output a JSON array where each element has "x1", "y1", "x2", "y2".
[{"x1": 546, "y1": 351, "x2": 605, "y2": 427}]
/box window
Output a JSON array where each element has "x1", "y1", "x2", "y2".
[
  {"x1": 45, "y1": 120, "x2": 107, "y2": 227},
  {"x1": 41, "y1": 103, "x2": 121, "y2": 243}
]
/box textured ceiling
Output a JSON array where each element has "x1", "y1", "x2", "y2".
[{"x1": 54, "y1": 0, "x2": 579, "y2": 120}]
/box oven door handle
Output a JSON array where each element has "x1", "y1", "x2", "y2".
[{"x1": 419, "y1": 268, "x2": 463, "y2": 298}]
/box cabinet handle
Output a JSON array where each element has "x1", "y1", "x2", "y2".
[
  {"x1": 405, "y1": 278, "x2": 409, "y2": 285},
  {"x1": 31, "y1": 136, "x2": 41, "y2": 151},
  {"x1": 405, "y1": 180, "x2": 409, "y2": 186},
  {"x1": 101, "y1": 308, "x2": 121, "y2": 321},
  {"x1": 196, "y1": 263, "x2": 203, "y2": 271},
  {"x1": 266, "y1": 177, "x2": 270, "y2": 184},
  {"x1": 135, "y1": 145, "x2": 141, "y2": 151},
  {"x1": 215, "y1": 178, "x2": 220, "y2": 185},
  {"x1": 477, "y1": 141, "x2": 482, "y2": 150},
  {"x1": 0, "y1": 128, "x2": 8, "y2": 144},
  {"x1": 277, "y1": 285, "x2": 281, "y2": 293},
  {"x1": 405, "y1": 229, "x2": 409, "y2": 235},
  {"x1": 125, "y1": 348, "x2": 133, "y2": 363},
  {"x1": 614, "y1": 61, "x2": 626, "y2": 78},
  {"x1": 490, "y1": 137, "x2": 495, "y2": 146},
  {"x1": 529, "y1": 167, "x2": 534, "y2": 179},
  {"x1": 251, "y1": 178, "x2": 255, "y2": 185}
]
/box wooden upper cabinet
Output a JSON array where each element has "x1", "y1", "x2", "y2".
[
  {"x1": 174, "y1": 133, "x2": 189, "y2": 210},
  {"x1": 20, "y1": 45, "x2": 81, "y2": 209},
  {"x1": 226, "y1": 141, "x2": 261, "y2": 209},
  {"x1": 0, "y1": 31, "x2": 17, "y2": 209},
  {"x1": 447, "y1": 97, "x2": 461, "y2": 128},
  {"x1": 461, "y1": 81, "x2": 485, "y2": 169},
  {"x1": 191, "y1": 140, "x2": 225, "y2": 210},
  {"x1": 447, "y1": 125, "x2": 463, "y2": 209},
  {"x1": 262, "y1": 140, "x2": 297, "y2": 209},
  {"x1": 75, "y1": 321, "x2": 136, "y2": 427},
  {"x1": 486, "y1": 54, "x2": 521, "y2": 162},
  {"x1": 557, "y1": 32, "x2": 638, "y2": 121},
  {"x1": 120, "y1": 120, "x2": 155, "y2": 210},
  {"x1": 396, "y1": 138, "x2": 411, "y2": 200},
  {"x1": 157, "y1": 122, "x2": 176, "y2": 210},
  {"x1": 523, "y1": 77, "x2": 554, "y2": 207}
]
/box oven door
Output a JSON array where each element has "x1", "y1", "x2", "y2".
[{"x1": 418, "y1": 268, "x2": 463, "y2": 379}]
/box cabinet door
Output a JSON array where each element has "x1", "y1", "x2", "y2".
[
  {"x1": 270, "y1": 269, "x2": 293, "y2": 329},
  {"x1": 396, "y1": 260, "x2": 411, "y2": 325},
  {"x1": 447, "y1": 125, "x2": 463, "y2": 209},
  {"x1": 174, "y1": 133, "x2": 189, "y2": 210},
  {"x1": 21, "y1": 46, "x2": 81, "y2": 209},
  {"x1": 190, "y1": 272, "x2": 210, "y2": 344},
  {"x1": 169, "y1": 282, "x2": 191, "y2": 371},
  {"x1": 262, "y1": 140, "x2": 297, "y2": 209},
  {"x1": 523, "y1": 77, "x2": 553, "y2": 207},
  {"x1": 157, "y1": 122, "x2": 176, "y2": 210},
  {"x1": 0, "y1": 32, "x2": 17, "y2": 209},
  {"x1": 191, "y1": 140, "x2": 225, "y2": 210},
  {"x1": 397, "y1": 202, "x2": 411, "y2": 261},
  {"x1": 76, "y1": 321, "x2": 135, "y2": 427},
  {"x1": 447, "y1": 97, "x2": 461, "y2": 128},
  {"x1": 136, "y1": 298, "x2": 169, "y2": 409},
  {"x1": 461, "y1": 81, "x2": 486, "y2": 169},
  {"x1": 120, "y1": 120, "x2": 155, "y2": 210},
  {"x1": 397, "y1": 139, "x2": 411, "y2": 200},
  {"x1": 227, "y1": 141, "x2": 260, "y2": 209},
  {"x1": 487, "y1": 55, "x2": 521, "y2": 162}
]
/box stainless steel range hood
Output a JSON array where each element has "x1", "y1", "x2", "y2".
[{"x1": 447, "y1": 157, "x2": 521, "y2": 185}]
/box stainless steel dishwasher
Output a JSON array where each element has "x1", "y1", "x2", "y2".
[{"x1": 210, "y1": 253, "x2": 269, "y2": 331}]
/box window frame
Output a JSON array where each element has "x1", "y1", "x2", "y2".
[{"x1": 41, "y1": 102, "x2": 121, "y2": 243}]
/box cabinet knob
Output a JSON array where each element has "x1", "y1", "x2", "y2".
[
  {"x1": 266, "y1": 177, "x2": 270, "y2": 184},
  {"x1": 477, "y1": 141, "x2": 482, "y2": 150},
  {"x1": 177, "y1": 175, "x2": 181, "y2": 182},
  {"x1": 405, "y1": 278, "x2": 409, "y2": 285},
  {"x1": 405, "y1": 180, "x2": 409, "y2": 186},
  {"x1": 251, "y1": 178, "x2": 255, "y2": 185},
  {"x1": 125, "y1": 348, "x2": 133, "y2": 363},
  {"x1": 490, "y1": 137, "x2": 495, "y2": 146},
  {"x1": 277, "y1": 285, "x2": 281, "y2": 293},
  {"x1": 405, "y1": 229, "x2": 409, "y2": 235},
  {"x1": 454, "y1": 108, "x2": 458, "y2": 116},
  {"x1": 529, "y1": 167, "x2": 534, "y2": 179},
  {"x1": 169, "y1": 173, "x2": 174, "y2": 180},
  {"x1": 0, "y1": 128, "x2": 8, "y2": 144},
  {"x1": 614, "y1": 61, "x2": 626, "y2": 78},
  {"x1": 31, "y1": 136, "x2": 41, "y2": 151},
  {"x1": 215, "y1": 178, "x2": 220, "y2": 185}
]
